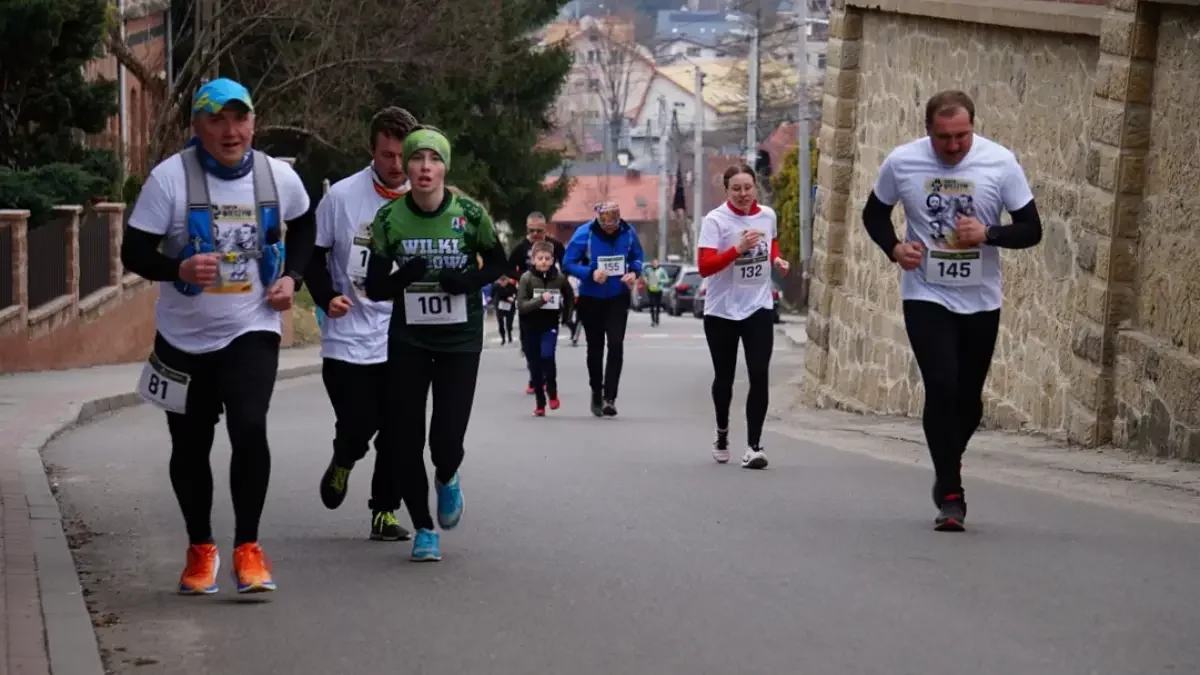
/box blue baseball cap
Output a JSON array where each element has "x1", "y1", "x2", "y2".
[{"x1": 192, "y1": 78, "x2": 254, "y2": 115}]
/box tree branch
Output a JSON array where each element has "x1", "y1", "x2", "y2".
[{"x1": 257, "y1": 124, "x2": 346, "y2": 153}]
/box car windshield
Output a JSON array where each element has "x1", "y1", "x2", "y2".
[{"x1": 680, "y1": 272, "x2": 702, "y2": 287}]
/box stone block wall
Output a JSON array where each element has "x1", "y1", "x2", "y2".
[{"x1": 803, "y1": 0, "x2": 1200, "y2": 458}]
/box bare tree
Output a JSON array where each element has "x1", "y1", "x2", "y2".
[
  {"x1": 105, "y1": 0, "x2": 507, "y2": 166},
  {"x1": 577, "y1": 17, "x2": 646, "y2": 162}
]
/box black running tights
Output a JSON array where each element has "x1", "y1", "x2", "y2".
[
  {"x1": 156, "y1": 331, "x2": 279, "y2": 546},
  {"x1": 386, "y1": 341, "x2": 481, "y2": 531},
  {"x1": 703, "y1": 309, "x2": 774, "y2": 447},
  {"x1": 903, "y1": 300, "x2": 1000, "y2": 497},
  {"x1": 577, "y1": 292, "x2": 631, "y2": 401}
]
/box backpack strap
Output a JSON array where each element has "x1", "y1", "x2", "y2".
[
  {"x1": 166, "y1": 148, "x2": 216, "y2": 295},
  {"x1": 251, "y1": 151, "x2": 285, "y2": 287}
]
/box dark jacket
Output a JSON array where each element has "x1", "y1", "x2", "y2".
[
  {"x1": 517, "y1": 266, "x2": 574, "y2": 333},
  {"x1": 508, "y1": 237, "x2": 565, "y2": 278},
  {"x1": 492, "y1": 282, "x2": 517, "y2": 312}
]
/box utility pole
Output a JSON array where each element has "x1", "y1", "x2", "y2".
[
  {"x1": 745, "y1": 8, "x2": 760, "y2": 166},
  {"x1": 797, "y1": 1, "x2": 813, "y2": 290},
  {"x1": 692, "y1": 66, "x2": 705, "y2": 264},
  {"x1": 196, "y1": 0, "x2": 220, "y2": 81},
  {"x1": 657, "y1": 96, "x2": 669, "y2": 261}
]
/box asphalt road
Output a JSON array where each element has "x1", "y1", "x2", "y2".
[{"x1": 43, "y1": 313, "x2": 1200, "y2": 675}]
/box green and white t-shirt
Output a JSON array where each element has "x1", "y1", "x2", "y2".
[{"x1": 370, "y1": 191, "x2": 498, "y2": 353}]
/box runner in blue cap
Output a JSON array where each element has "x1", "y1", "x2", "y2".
[{"x1": 121, "y1": 76, "x2": 315, "y2": 595}]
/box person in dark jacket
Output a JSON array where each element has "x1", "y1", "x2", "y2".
[
  {"x1": 517, "y1": 241, "x2": 575, "y2": 416},
  {"x1": 491, "y1": 277, "x2": 517, "y2": 345},
  {"x1": 508, "y1": 212, "x2": 565, "y2": 277}
]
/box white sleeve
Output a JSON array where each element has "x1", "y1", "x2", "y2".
[
  {"x1": 1001, "y1": 153, "x2": 1035, "y2": 212},
  {"x1": 314, "y1": 192, "x2": 336, "y2": 248},
  {"x1": 872, "y1": 152, "x2": 900, "y2": 206},
  {"x1": 698, "y1": 212, "x2": 722, "y2": 250},
  {"x1": 274, "y1": 161, "x2": 312, "y2": 222},
  {"x1": 127, "y1": 168, "x2": 176, "y2": 236}
]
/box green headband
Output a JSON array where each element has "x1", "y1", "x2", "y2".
[{"x1": 403, "y1": 128, "x2": 451, "y2": 171}]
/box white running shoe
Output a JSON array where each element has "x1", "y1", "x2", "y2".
[
  {"x1": 712, "y1": 430, "x2": 731, "y2": 464},
  {"x1": 741, "y1": 447, "x2": 768, "y2": 469}
]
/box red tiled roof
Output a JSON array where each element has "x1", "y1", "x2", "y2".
[{"x1": 544, "y1": 173, "x2": 662, "y2": 223}]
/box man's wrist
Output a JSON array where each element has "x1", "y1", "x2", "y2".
[{"x1": 985, "y1": 225, "x2": 999, "y2": 244}]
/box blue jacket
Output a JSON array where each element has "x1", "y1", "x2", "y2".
[{"x1": 564, "y1": 219, "x2": 645, "y2": 299}]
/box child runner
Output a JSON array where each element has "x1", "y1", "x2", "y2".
[{"x1": 516, "y1": 241, "x2": 575, "y2": 415}]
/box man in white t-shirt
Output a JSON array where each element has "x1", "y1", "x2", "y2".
[
  {"x1": 120, "y1": 78, "x2": 312, "y2": 594},
  {"x1": 861, "y1": 90, "x2": 1043, "y2": 532},
  {"x1": 305, "y1": 107, "x2": 418, "y2": 543}
]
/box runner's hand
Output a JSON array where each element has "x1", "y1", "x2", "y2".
[
  {"x1": 892, "y1": 241, "x2": 924, "y2": 271},
  {"x1": 267, "y1": 275, "x2": 295, "y2": 311},
  {"x1": 180, "y1": 253, "x2": 220, "y2": 287},
  {"x1": 593, "y1": 268, "x2": 608, "y2": 283},
  {"x1": 773, "y1": 258, "x2": 791, "y2": 276},
  {"x1": 328, "y1": 295, "x2": 353, "y2": 318},
  {"x1": 541, "y1": 292, "x2": 552, "y2": 303},
  {"x1": 437, "y1": 269, "x2": 471, "y2": 295},
  {"x1": 955, "y1": 214, "x2": 987, "y2": 247},
  {"x1": 736, "y1": 230, "x2": 762, "y2": 254},
  {"x1": 621, "y1": 272, "x2": 636, "y2": 285}
]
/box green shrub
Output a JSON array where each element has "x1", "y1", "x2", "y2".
[{"x1": 0, "y1": 163, "x2": 112, "y2": 228}]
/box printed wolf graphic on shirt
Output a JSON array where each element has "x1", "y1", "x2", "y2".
[
  {"x1": 923, "y1": 178, "x2": 975, "y2": 249},
  {"x1": 350, "y1": 220, "x2": 373, "y2": 296},
  {"x1": 209, "y1": 204, "x2": 259, "y2": 294}
]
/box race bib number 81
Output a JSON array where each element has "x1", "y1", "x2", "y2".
[
  {"x1": 137, "y1": 353, "x2": 190, "y2": 414},
  {"x1": 404, "y1": 282, "x2": 468, "y2": 325},
  {"x1": 924, "y1": 248, "x2": 982, "y2": 287}
]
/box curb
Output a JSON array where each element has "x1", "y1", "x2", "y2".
[
  {"x1": 774, "y1": 322, "x2": 807, "y2": 348},
  {"x1": 20, "y1": 361, "x2": 322, "y2": 675}
]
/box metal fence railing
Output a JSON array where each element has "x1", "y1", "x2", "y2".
[
  {"x1": 0, "y1": 226, "x2": 12, "y2": 309},
  {"x1": 79, "y1": 209, "x2": 112, "y2": 297},
  {"x1": 26, "y1": 217, "x2": 69, "y2": 309}
]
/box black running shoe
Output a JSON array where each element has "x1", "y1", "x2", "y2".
[
  {"x1": 934, "y1": 493, "x2": 967, "y2": 532},
  {"x1": 370, "y1": 510, "x2": 411, "y2": 541},
  {"x1": 320, "y1": 457, "x2": 352, "y2": 510},
  {"x1": 591, "y1": 392, "x2": 604, "y2": 417},
  {"x1": 602, "y1": 400, "x2": 618, "y2": 417}
]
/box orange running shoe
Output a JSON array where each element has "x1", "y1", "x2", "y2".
[
  {"x1": 232, "y1": 542, "x2": 276, "y2": 594},
  {"x1": 178, "y1": 543, "x2": 220, "y2": 595}
]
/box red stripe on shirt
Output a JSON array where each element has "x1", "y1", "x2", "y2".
[
  {"x1": 698, "y1": 246, "x2": 740, "y2": 277},
  {"x1": 770, "y1": 239, "x2": 780, "y2": 262}
]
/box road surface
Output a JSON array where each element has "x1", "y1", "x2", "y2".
[{"x1": 43, "y1": 313, "x2": 1200, "y2": 675}]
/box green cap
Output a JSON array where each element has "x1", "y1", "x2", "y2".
[{"x1": 403, "y1": 128, "x2": 451, "y2": 171}]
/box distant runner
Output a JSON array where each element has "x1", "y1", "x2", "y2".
[
  {"x1": 563, "y1": 202, "x2": 645, "y2": 417},
  {"x1": 643, "y1": 258, "x2": 668, "y2": 327},
  {"x1": 697, "y1": 166, "x2": 788, "y2": 469}
]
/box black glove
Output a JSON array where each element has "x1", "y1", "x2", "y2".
[
  {"x1": 437, "y1": 268, "x2": 472, "y2": 296},
  {"x1": 394, "y1": 256, "x2": 428, "y2": 285}
]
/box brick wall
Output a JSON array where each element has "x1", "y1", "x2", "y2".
[{"x1": 802, "y1": 0, "x2": 1200, "y2": 459}]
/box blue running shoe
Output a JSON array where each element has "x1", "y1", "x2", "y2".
[
  {"x1": 436, "y1": 473, "x2": 464, "y2": 530},
  {"x1": 410, "y1": 529, "x2": 441, "y2": 562}
]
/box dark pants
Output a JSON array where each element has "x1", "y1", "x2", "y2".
[
  {"x1": 386, "y1": 341, "x2": 481, "y2": 531},
  {"x1": 577, "y1": 291, "x2": 630, "y2": 401},
  {"x1": 521, "y1": 325, "x2": 559, "y2": 406},
  {"x1": 903, "y1": 299, "x2": 1001, "y2": 498},
  {"x1": 154, "y1": 330, "x2": 279, "y2": 546},
  {"x1": 495, "y1": 308, "x2": 514, "y2": 342},
  {"x1": 321, "y1": 358, "x2": 401, "y2": 512},
  {"x1": 703, "y1": 309, "x2": 774, "y2": 448},
  {"x1": 647, "y1": 290, "x2": 663, "y2": 324}
]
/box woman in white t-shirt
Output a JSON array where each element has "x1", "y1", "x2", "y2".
[{"x1": 697, "y1": 165, "x2": 790, "y2": 468}]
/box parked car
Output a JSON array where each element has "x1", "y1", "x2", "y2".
[
  {"x1": 665, "y1": 269, "x2": 703, "y2": 316},
  {"x1": 692, "y1": 276, "x2": 783, "y2": 323},
  {"x1": 631, "y1": 260, "x2": 684, "y2": 311}
]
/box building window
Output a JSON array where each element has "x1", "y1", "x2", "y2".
[
  {"x1": 686, "y1": 47, "x2": 701, "y2": 56},
  {"x1": 817, "y1": 53, "x2": 826, "y2": 69},
  {"x1": 587, "y1": 78, "x2": 600, "y2": 92}
]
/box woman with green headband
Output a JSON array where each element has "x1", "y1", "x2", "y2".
[{"x1": 363, "y1": 126, "x2": 507, "y2": 561}]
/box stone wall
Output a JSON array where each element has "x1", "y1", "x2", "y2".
[{"x1": 803, "y1": 0, "x2": 1200, "y2": 459}]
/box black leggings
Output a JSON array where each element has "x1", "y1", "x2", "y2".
[
  {"x1": 577, "y1": 292, "x2": 631, "y2": 400},
  {"x1": 386, "y1": 341, "x2": 481, "y2": 531},
  {"x1": 703, "y1": 309, "x2": 774, "y2": 447},
  {"x1": 903, "y1": 300, "x2": 1000, "y2": 497},
  {"x1": 647, "y1": 290, "x2": 663, "y2": 323},
  {"x1": 321, "y1": 358, "x2": 401, "y2": 512},
  {"x1": 495, "y1": 308, "x2": 514, "y2": 341},
  {"x1": 155, "y1": 330, "x2": 279, "y2": 546}
]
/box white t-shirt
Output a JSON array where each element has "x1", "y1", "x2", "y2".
[
  {"x1": 315, "y1": 167, "x2": 401, "y2": 364},
  {"x1": 698, "y1": 202, "x2": 777, "y2": 321},
  {"x1": 128, "y1": 151, "x2": 311, "y2": 354},
  {"x1": 873, "y1": 134, "x2": 1034, "y2": 314}
]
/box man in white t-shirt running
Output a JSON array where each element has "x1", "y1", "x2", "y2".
[
  {"x1": 862, "y1": 90, "x2": 1044, "y2": 532},
  {"x1": 120, "y1": 78, "x2": 313, "y2": 593},
  {"x1": 305, "y1": 107, "x2": 419, "y2": 543}
]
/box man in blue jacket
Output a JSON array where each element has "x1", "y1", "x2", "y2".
[{"x1": 563, "y1": 202, "x2": 645, "y2": 417}]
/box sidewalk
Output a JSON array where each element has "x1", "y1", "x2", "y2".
[
  {"x1": 775, "y1": 312, "x2": 806, "y2": 346},
  {"x1": 0, "y1": 346, "x2": 322, "y2": 675}
]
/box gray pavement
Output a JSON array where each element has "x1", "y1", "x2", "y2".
[{"x1": 40, "y1": 314, "x2": 1200, "y2": 675}]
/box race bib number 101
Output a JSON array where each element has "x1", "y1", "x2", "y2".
[
  {"x1": 137, "y1": 353, "x2": 190, "y2": 414},
  {"x1": 404, "y1": 282, "x2": 468, "y2": 325}
]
